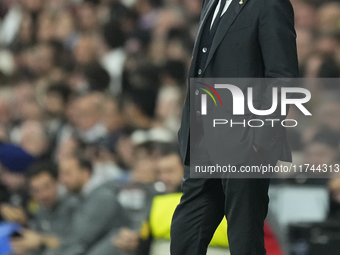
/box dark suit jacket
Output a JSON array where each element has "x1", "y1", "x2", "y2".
[{"x1": 178, "y1": 0, "x2": 299, "y2": 167}]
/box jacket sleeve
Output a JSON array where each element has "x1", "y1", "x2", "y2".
[
  {"x1": 60, "y1": 189, "x2": 126, "y2": 255},
  {"x1": 253, "y1": 0, "x2": 299, "y2": 151}
]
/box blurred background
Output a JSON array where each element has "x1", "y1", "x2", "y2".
[{"x1": 0, "y1": 0, "x2": 339, "y2": 254}]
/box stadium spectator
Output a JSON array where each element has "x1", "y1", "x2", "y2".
[
  {"x1": 10, "y1": 152, "x2": 131, "y2": 255},
  {"x1": 11, "y1": 161, "x2": 76, "y2": 255},
  {"x1": 0, "y1": 143, "x2": 35, "y2": 224}
]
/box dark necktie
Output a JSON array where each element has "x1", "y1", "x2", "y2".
[{"x1": 210, "y1": 0, "x2": 227, "y2": 38}]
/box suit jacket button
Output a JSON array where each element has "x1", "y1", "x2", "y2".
[
  {"x1": 202, "y1": 47, "x2": 207, "y2": 53},
  {"x1": 198, "y1": 69, "x2": 202, "y2": 75},
  {"x1": 195, "y1": 89, "x2": 199, "y2": 95}
]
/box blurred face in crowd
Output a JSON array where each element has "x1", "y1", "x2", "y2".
[
  {"x1": 18, "y1": 14, "x2": 33, "y2": 44},
  {"x1": 316, "y1": 102, "x2": 340, "y2": 132},
  {"x1": 0, "y1": 124, "x2": 8, "y2": 141},
  {"x1": 135, "y1": 0, "x2": 152, "y2": 15},
  {"x1": 20, "y1": 121, "x2": 48, "y2": 157},
  {"x1": 44, "y1": 0, "x2": 68, "y2": 12},
  {"x1": 0, "y1": 167, "x2": 26, "y2": 192},
  {"x1": 157, "y1": 153, "x2": 183, "y2": 193},
  {"x1": 44, "y1": 91, "x2": 65, "y2": 117},
  {"x1": 316, "y1": 2, "x2": 340, "y2": 33},
  {"x1": 29, "y1": 172, "x2": 58, "y2": 208},
  {"x1": 116, "y1": 135, "x2": 135, "y2": 169},
  {"x1": 156, "y1": 86, "x2": 181, "y2": 121},
  {"x1": 21, "y1": 0, "x2": 43, "y2": 12},
  {"x1": 34, "y1": 44, "x2": 55, "y2": 75},
  {"x1": 71, "y1": 94, "x2": 102, "y2": 131},
  {"x1": 304, "y1": 142, "x2": 339, "y2": 165},
  {"x1": 18, "y1": 101, "x2": 42, "y2": 121},
  {"x1": 59, "y1": 157, "x2": 91, "y2": 194},
  {"x1": 184, "y1": 0, "x2": 201, "y2": 19},
  {"x1": 77, "y1": 3, "x2": 98, "y2": 33},
  {"x1": 154, "y1": 8, "x2": 185, "y2": 37},
  {"x1": 56, "y1": 137, "x2": 79, "y2": 162},
  {"x1": 291, "y1": 0, "x2": 316, "y2": 30},
  {"x1": 53, "y1": 10, "x2": 75, "y2": 41},
  {"x1": 122, "y1": 100, "x2": 139, "y2": 127},
  {"x1": 166, "y1": 39, "x2": 189, "y2": 62},
  {"x1": 101, "y1": 98, "x2": 124, "y2": 132},
  {"x1": 74, "y1": 36, "x2": 97, "y2": 65},
  {"x1": 12, "y1": 82, "x2": 36, "y2": 105},
  {"x1": 122, "y1": 100, "x2": 152, "y2": 129},
  {"x1": 0, "y1": 97, "x2": 10, "y2": 125},
  {"x1": 131, "y1": 146, "x2": 157, "y2": 183},
  {"x1": 37, "y1": 12, "x2": 54, "y2": 42},
  {"x1": 315, "y1": 35, "x2": 339, "y2": 56}
]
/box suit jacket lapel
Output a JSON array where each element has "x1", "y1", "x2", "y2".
[
  {"x1": 203, "y1": 0, "x2": 249, "y2": 74},
  {"x1": 188, "y1": 0, "x2": 217, "y2": 79}
]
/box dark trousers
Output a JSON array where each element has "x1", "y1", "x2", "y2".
[{"x1": 170, "y1": 146, "x2": 271, "y2": 255}]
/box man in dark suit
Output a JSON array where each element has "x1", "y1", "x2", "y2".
[{"x1": 170, "y1": 0, "x2": 299, "y2": 254}]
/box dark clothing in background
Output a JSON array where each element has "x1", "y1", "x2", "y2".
[
  {"x1": 108, "y1": 181, "x2": 159, "y2": 231},
  {"x1": 59, "y1": 185, "x2": 131, "y2": 255},
  {"x1": 29, "y1": 195, "x2": 78, "y2": 255}
]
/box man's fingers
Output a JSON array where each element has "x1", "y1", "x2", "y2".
[
  {"x1": 113, "y1": 236, "x2": 135, "y2": 251},
  {"x1": 1, "y1": 205, "x2": 11, "y2": 215},
  {"x1": 1, "y1": 206, "x2": 24, "y2": 222},
  {"x1": 11, "y1": 240, "x2": 26, "y2": 254},
  {"x1": 113, "y1": 229, "x2": 139, "y2": 251},
  {"x1": 2, "y1": 207, "x2": 16, "y2": 221},
  {"x1": 11, "y1": 245, "x2": 26, "y2": 255},
  {"x1": 11, "y1": 240, "x2": 22, "y2": 246},
  {"x1": 121, "y1": 229, "x2": 138, "y2": 240},
  {"x1": 113, "y1": 238, "x2": 126, "y2": 249},
  {"x1": 20, "y1": 228, "x2": 29, "y2": 234}
]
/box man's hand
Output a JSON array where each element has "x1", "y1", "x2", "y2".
[
  {"x1": 11, "y1": 229, "x2": 42, "y2": 255},
  {"x1": 0, "y1": 204, "x2": 27, "y2": 224},
  {"x1": 112, "y1": 228, "x2": 139, "y2": 251}
]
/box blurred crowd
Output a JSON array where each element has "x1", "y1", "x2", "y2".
[{"x1": 0, "y1": 0, "x2": 339, "y2": 254}]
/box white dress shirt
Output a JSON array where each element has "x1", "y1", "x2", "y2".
[{"x1": 210, "y1": 0, "x2": 233, "y2": 29}]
